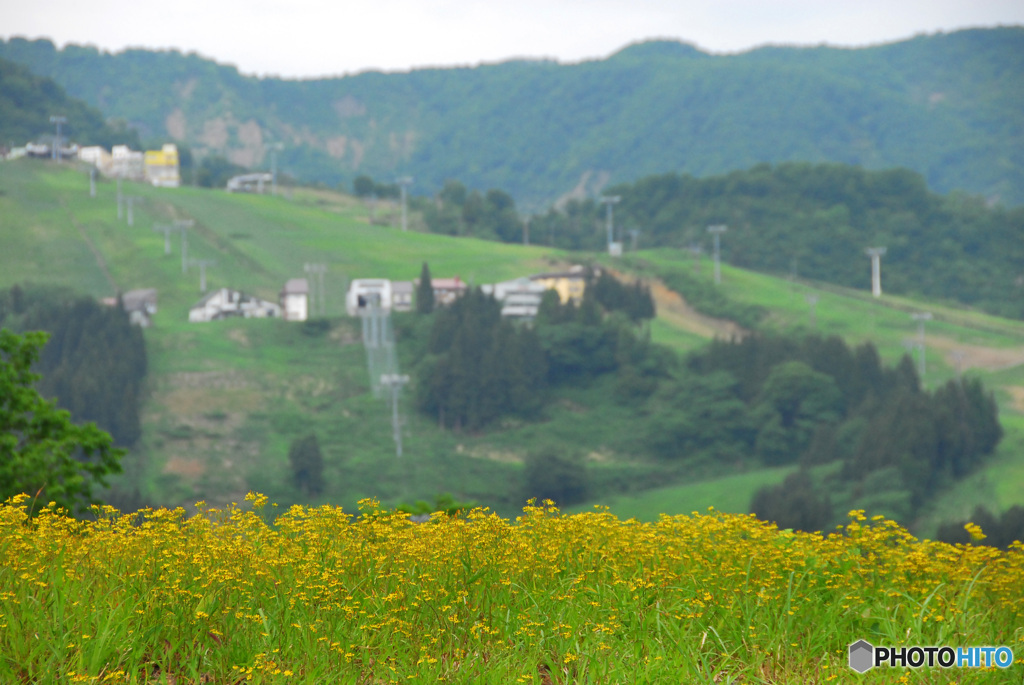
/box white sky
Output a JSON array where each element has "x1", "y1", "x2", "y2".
[{"x1": 2, "y1": 0, "x2": 1022, "y2": 79}]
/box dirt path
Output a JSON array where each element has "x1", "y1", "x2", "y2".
[
  {"x1": 926, "y1": 335, "x2": 1024, "y2": 372},
  {"x1": 608, "y1": 268, "x2": 745, "y2": 340}
]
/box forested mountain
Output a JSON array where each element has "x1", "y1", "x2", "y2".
[
  {"x1": 1, "y1": 28, "x2": 1021, "y2": 205},
  {"x1": 0, "y1": 57, "x2": 140, "y2": 150}
]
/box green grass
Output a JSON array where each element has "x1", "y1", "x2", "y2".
[
  {"x1": 567, "y1": 465, "x2": 797, "y2": 521},
  {"x1": 4, "y1": 161, "x2": 1024, "y2": 534}
]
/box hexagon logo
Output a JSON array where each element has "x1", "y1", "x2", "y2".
[{"x1": 849, "y1": 639, "x2": 874, "y2": 673}]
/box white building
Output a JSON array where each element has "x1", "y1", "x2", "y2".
[
  {"x1": 391, "y1": 281, "x2": 414, "y2": 312},
  {"x1": 79, "y1": 146, "x2": 112, "y2": 171},
  {"x1": 227, "y1": 173, "x2": 273, "y2": 193},
  {"x1": 189, "y1": 288, "x2": 282, "y2": 322},
  {"x1": 346, "y1": 279, "x2": 392, "y2": 316},
  {"x1": 280, "y1": 278, "x2": 309, "y2": 321},
  {"x1": 481, "y1": 277, "x2": 547, "y2": 319},
  {"x1": 111, "y1": 145, "x2": 145, "y2": 180}
]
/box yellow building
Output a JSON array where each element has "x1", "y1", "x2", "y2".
[
  {"x1": 529, "y1": 266, "x2": 588, "y2": 304},
  {"x1": 144, "y1": 144, "x2": 181, "y2": 188}
]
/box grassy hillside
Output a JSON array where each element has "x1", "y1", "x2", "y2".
[
  {"x1": 598, "y1": 250, "x2": 1024, "y2": 531},
  {"x1": 2, "y1": 28, "x2": 1022, "y2": 206},
  {"x1": 2, "y1": 160, "x2": 1022, "y2": 535}
]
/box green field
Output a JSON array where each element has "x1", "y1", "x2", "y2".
[{"x1": 2, "y1": 160, "x2": 1023, "y2": 532}]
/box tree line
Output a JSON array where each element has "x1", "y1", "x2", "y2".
[
  {"x1": 411, "y1": 267, "x2": 659, "y2": 433},
  {"x1": 670, "y1": 332, "x2": 1002, "y2": 531},
  {"x1": 413, "y1": 163, "x2": 1024, "y2": 321},
  {"x1": 1, "y1": 285, "x2": 147, "y2": 447}
]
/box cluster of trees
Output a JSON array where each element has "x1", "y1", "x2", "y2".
[
  {"x1": 413, "y1": 268, "x2": 661, "y2": 432},
  {"x1": 416, "y1": 289, "x2": 546, "y2": 431},
  {"x1": 662, "y1": 333, "x2": 1002, "y2": 531},
  {"x1": 0, "y1": 328, "x2": 123, "y2": 514},
  {"x1": 1, "y1": 286, "x2": 147, "y2": 447},
  {"x1": 534, "y1": 163, "x2": 1024, "y2": 320},
  {"x1": 413, "y1": 162, "x2": 1023, "y2": 321},
  {"x1": 589, "y1": 271, "x2": 655, "y2": 322},
  {"x1": 422, "y1": 180, "x2": 522, "y2": 242},
  {"x1": 288, "y1": 433, "x2": 324, "y2": 496},
  {"x1": 0, "y1": 57, "x2": 140, "y2": 150},
  {"x1": 352, "y1": 174, "x2": 401, "y2": 200}
]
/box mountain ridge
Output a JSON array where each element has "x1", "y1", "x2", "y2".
[{"x1": 1, "y1": 28, "x2": 1021, "y2": 206}]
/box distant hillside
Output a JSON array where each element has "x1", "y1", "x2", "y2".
[
  {"x1": 1, "y1": 28, "x2": 1022, "y2": 206},
  {"x1": 0, "y1": 57, "x2": 139, "y2": 150}
]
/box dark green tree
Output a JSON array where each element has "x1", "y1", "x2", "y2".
[
  {"x1": 523, "y1": 449, "x2": 589, "y2": 506},
  {"x1": 750, "y1": 470, "x2": 832, "y2": 533},
  {"x1": 288, "y1": 433, "x2": 324, "y2": 496},
  {"x1": 0, "y1": 329, "x2": 123, "y2": 514},
  {"x1": 416, "y1": 262, "x2": 435, "y2": 314}
]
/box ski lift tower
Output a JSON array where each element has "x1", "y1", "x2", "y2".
[
  {"x1": 707, "y1": 225, "x2": 727, "y2": 284},
  {"x1": 601, "y1": 195, "x2": 622, "y2": 256}
]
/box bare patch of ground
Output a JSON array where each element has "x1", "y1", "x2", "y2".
[
  {"x1": 165, "y1": 109, "x2": 186, "y2": 140},
  {"x1": 333, "y1": 96, "x2": 366, "y2": 118},
  {"x1": 284, "y1": 375, "x2": 334, "y2": 401},
  {"x1": 608, "y1": 268, "x2": 744, "y2": 340},
  {"x1": 200, "y1": 117, "x2": 229, "y2": 148},
  {"x1": 926, "y1": 335, "x2": 1024, "y2": 372},
  {"x1": 163, "y1": 456, "x2": 206, "y2": 479},
  {"x1": 227, "y1": 328, "x2": 250, "y2": 347},
  {"x1": 468, "y1": 448, "x2": 524, "y2": 464},
  {"x1": 326, "y1": 136, "x2": 348, "y2": 159}
]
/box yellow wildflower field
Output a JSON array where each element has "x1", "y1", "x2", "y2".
[{"x1": 0, "y1": 493, "x2": 1021, "y2": 683}]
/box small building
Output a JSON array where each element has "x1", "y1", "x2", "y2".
[
  {"x1": 227, "y1": 173, "x2": 273, "y2": 193},
  {"x1": 189, "y1": 288, "x2": 281, "y2": 322},
  {"x1": 79, "y1": 145, "x2": 112, "y2": 172},
  {"x1": 530, "y1": 266, "x2": 588, "y2": 304},
  {"x1": 481, "y1": 277, "x2": 546, "y2": 320},
  {"x1": 391, "y1": 281, "x2": 414, "y2": 312},
  {"x1": 144, "y1": 144, "x2": 181, "y2": 188},
  {"x1": 346, "y1": 279, "x2": 392, "y2": 316},
  {"x1": 429, "y1": 277, "x2": 467, "y2": 306},
  {"x1": 280, "y1": 278, "x2": 309, "y2": 322},
  {"x1": 111, "y1": 145, "x2": 145, "y2": 180},
  {"x1": 100, "y1": 288, "x2": 158, "y2": 328}
]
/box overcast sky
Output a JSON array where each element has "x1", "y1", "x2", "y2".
[{"x1": 3, "y1": 0, "x2": 1022, "y2": 79}]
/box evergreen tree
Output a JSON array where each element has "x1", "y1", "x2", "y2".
[
  {"x1": 523, "y1": 449, "x2": 589, "y2": 506},
  {"x1": 288, "y1": 433, "x2": 324, "y2": 496},
  {"x1": 0, "y1": 329, "x2": 123, "y2": 515},
  {"x1": 416, "y1": 262, "x2": 435, "y2": 314}
]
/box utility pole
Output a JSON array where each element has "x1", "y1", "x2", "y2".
[
  {"x1": 117, "y1": 178, "x2": 123, "y2": 219},
  {"x1": 601, "y1": 195, "x2": 621, "y2": 256},
  {"x1": 49, "y1": 115, "x2": 66, "y2": 161},
  {"x1": 396, "y1": 176, "x2": 413, "y2": 232},
  {"x1": 911, "y1": 311, "x2": 933, "y2": 378},
  {"x1": 380, "y1": 373, "x2": 410, "y2": 457},
  {"x1": 189, "y1": 258, "x2": 217, "y2": 293},
  {"x1": 523, "y1": 218, "x2": 530, "y2": 246},
  {"x1": 865, "y1": 247, "x2": 887, "y2": 297},
  {"x1": 707, "y1": 225, "x2": 727, "y2": 284},
  {"x1": 175, "y1": 219, "x2": 195, "y2": 273},
  {"x1": 951, "y1": 350, "x2": 965, "y2": 384},
  {"x1": 628, "y1": 228, "x2": 641, "y2": 252},
  {"x1": 268, "y1": 142, "x2": 284, "y2": 196},
  {"x1": 806, "y1": 294, "x2": 819, "y2": 328},
  {"x1": 125, "y1": 196, "x2": 139, "y2": 226},
  {"x1": 89, "y1": 168, "x2": 96, "y2": 198},
  {"x1": 688, "y1": 244, "x2": 703, "y2": 273},
  {"x1": 304, "y1": 262, "x2": 327, "y2": 316},
  {"x1": 152, "y1": 223, "x2": 176, "y2": 255}
]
